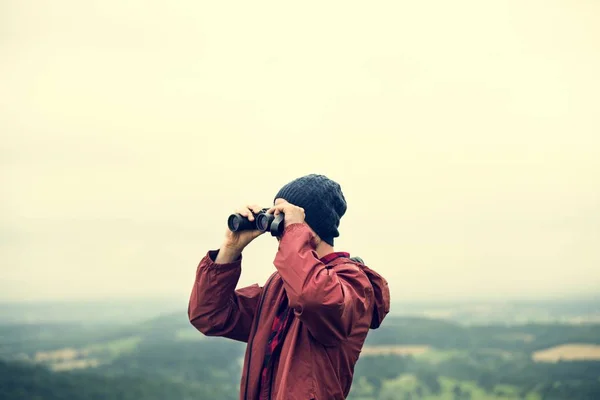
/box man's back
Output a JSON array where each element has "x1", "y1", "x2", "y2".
[
  {"x1": 187, "y1": 174, "x2": 390, "y2": 399},
  {"x1": 189, "y1": 223, "x2": 390, "y2": 399}
]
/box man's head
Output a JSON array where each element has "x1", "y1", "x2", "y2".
[{"x1": 274, "y1": 174, "x2": 347, "y2": 246}]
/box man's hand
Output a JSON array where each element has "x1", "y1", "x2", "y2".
[
  {"x1": 216, "y1": 204, "x2": 264, "y2": 263},
  {"x1": 268, "y1": 199, "x2": 306, "y2": 228}
]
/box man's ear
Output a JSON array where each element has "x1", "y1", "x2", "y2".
[{"x1": 310, "y1": 232, "x2": 321, "y2": 248}]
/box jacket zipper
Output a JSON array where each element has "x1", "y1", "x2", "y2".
[{"x1": 243, "y1": 275, "x2": 274, "y2": 400}]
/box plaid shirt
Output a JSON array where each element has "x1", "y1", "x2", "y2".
[{"x1": 258, "y1": 252, "x2": 350, "y2": 399}]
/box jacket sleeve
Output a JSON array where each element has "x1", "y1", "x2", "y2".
[
  {"x1": 188, "y1": 250, "x2": 262, "y2": 343},
  {"x1": 273, "y1": 223, "x2": 372, "y2": 346}
]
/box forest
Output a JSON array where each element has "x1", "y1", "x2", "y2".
[{"x1": 1, "y1": 301, "x2": 600, "y2": 400}]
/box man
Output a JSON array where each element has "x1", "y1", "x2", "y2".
[{"x1": 188, "y1": 174, "x2": 390, "y2": 400}]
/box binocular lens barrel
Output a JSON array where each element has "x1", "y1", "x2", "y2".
[
  {"x1": 255, "y1": 213, "x2": 274, "y2": 232},
  {"x1": 227, "y1": 213, "x2": 255, "y2": 232},
  {"x1": 226, "y1": 210, "x2": 285, "y2": 237}
]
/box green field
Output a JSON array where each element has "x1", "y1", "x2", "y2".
[
  {"x1": 1, "y1": 299, "x2": 600, "y2": 400},
  {"x1": 84, "y1": 336, "x2": 142, "y2": 357}
]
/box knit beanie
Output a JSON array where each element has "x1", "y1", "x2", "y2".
[{"x1": 274, "y1": 174, "x2": 347, "y2": 246}]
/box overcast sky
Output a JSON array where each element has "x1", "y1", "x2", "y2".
[{"x1": 1, "y1": 0, "x2": 599, "y2": 303}]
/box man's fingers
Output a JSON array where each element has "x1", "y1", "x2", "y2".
[
  {"x1": 235, "y1": 204, "x2": 266, "y2": 222},
  {"x1": 244, "y1": 200, "x2": 300, "y2": 218},
  {"x1": 246, "y1": 206, "x2": 259, "y2": 221},
  {"x1": 274, "y1": 198, "x2": 288, "y2": 206},
  {"x1": 270, "y1": 205, "x2": 285, "y2": 215},
  {"x1": 236, "y1": 206, "x2": 253, "y2": 220},
  {"x1": 248, "y1": 204, "x2": 262, "y2": 214},
  {"x1": 267, "y1": 202, "x2": 301, "y2": 216}
]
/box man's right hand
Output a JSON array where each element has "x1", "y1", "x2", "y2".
[{"x1": 216, "y1": 204, "x2": 264, "y2": 264}]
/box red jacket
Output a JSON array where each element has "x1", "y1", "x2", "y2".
[{"x1": 188, "y1": 223, "x2": 390, "y2": 400}]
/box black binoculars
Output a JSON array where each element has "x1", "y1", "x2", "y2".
[{"x1": 227, "y1": 208, "x2": 285, "y2": 237}]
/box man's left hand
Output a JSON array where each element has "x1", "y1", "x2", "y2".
[{"x1": 268, "y1": 199, "x2": 305, "y2": 227}]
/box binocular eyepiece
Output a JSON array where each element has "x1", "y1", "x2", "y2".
[{"x1": 227, "y1": 208, "x2": 285, "y2": 237}]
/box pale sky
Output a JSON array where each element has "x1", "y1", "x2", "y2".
[{"x1": 1, "y1": 0, "x2": 599, "y2": 303}]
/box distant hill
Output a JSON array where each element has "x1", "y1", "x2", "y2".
[
  {"x1": 0, "y1": 297, "x2": 185, "y2": 324},
  {"x1": 390, "y1": 296, "x2": 600, "y2": 325},
  {"x1": 3, "y1": 295, "x2": 599, "y2": 327}
]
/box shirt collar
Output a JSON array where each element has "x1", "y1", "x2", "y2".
[{"x1": 319, "y1": 251, "x2": 350, "y2": 265}]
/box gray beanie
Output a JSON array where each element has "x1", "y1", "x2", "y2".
[{"x1": 274, "y1": 174, "x2": 347, "y2": 246}]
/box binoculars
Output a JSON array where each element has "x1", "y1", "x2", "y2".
[{"x1": 227, "y1": 208, "x2": 285, "y2": 237}]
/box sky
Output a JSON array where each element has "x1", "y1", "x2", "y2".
[{"x1": 1, "y1": 0, "x2": 599, "y2": 303}]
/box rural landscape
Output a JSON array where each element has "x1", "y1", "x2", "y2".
[
  {"x1": 3, "y1": 0, "x2": 600, "y2": 399},
  {"x1": 1, "y1": 296, "x2": 599, "y2": 400}
]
